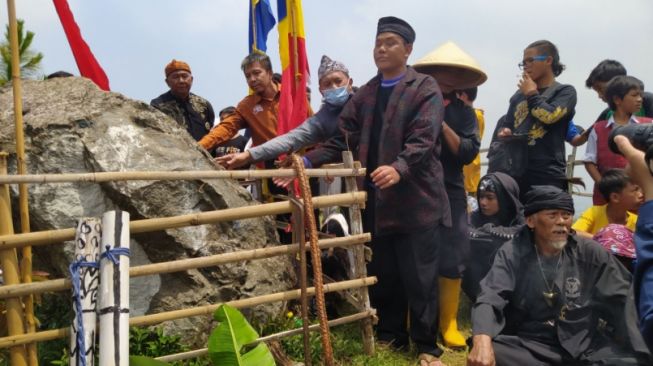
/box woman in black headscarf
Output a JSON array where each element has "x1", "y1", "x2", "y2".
[{"x1": 463, "y1": 172, "x2": 524, "y2": 301}]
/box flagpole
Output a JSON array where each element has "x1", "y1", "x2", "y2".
[
  {"x1": 6, "y1": 1, "x2": 37, "y2": 365},
  {"x1": 289, "y1": 0, "x2": 300, "y2": 91},
  {"x1": 250, "y1": 0, "x2": 257, "y2": 52}
]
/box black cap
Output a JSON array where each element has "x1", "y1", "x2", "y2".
[{"x1": 377, "y1": 16, "x2": 415, "y2": 44}]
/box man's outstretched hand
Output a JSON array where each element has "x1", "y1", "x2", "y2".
[{"x1": 215, "y1": 151, "x2": 252, "y2": 170}]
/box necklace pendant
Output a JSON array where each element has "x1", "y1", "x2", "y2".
[{"x1": 543, "y1": 291, "x2": 556, "y2": 307}]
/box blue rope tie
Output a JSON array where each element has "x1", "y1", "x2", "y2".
[
  {"x1": 100, "y1": 245, "x2": 131, "y2": 265},
  {"x1": 69, "y1": 259, "x2": 99, "y2": 366}
]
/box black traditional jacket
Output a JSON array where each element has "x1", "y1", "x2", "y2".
[{"x1": 472, "y1": 227, "x2": 638, "y2": 358}]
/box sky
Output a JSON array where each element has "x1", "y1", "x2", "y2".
[{"x1": 2, "y1": 0, "x2": 653, "y2": 208}]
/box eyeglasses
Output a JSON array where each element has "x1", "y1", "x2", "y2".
[{"x1": 518, "y1": 55, "x2": 548, "y2": 69}]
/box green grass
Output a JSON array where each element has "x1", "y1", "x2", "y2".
[{"x1": 261, "y1": 293, "x2": 474, "y2": 365}]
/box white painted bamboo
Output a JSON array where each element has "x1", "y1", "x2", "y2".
[
  {"x1": 0, "y1": 168, "x2": 366, "y2": 184},
  {"x1": 69, "y1": 218, "x2": 101, "y2": 366},
  {"x1": 0, "y1": 192, "x2": 366, "y2": 250},
  {"x1": 98, "y1": 211, "x2": 130, "y2": 366},
  {"x1": 0, "y1": 234, "x2": 370, "y2": 299},
  {"x1": 0, "y1": 277, "x2": 377, "y2": 348}
]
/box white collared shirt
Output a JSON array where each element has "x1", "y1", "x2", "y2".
[{"x1": 584, "y1": 115, "x2": 641, "y2": 164}]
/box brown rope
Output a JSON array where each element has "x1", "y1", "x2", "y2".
[{"x1": 291, "y1": 154, "x2": 334, "y2": 366}]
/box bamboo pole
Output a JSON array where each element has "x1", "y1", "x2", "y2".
[
  {"x1": 343, "y1": 151, "x2": 375, "y2": 355},
  {"x1": 6, "y1": 1, "x2": 37, "y2": 364},
  {"x1": 0, "y1": 277, "x2": 377, "y2": 348},
  {"x1": 0, "y1": 191, "x2": 366, "y2": 250},
  {"x1": 250, "y1": 0, "x2": 257, "y2": 52},
  {"x1": 98, "y1": 211, "x2": 130, "y2": 366},
  {"x1": 0, "y1": 234, "x2": 370, "y2": 299},
  {"x1": 156, "y1": 310, "x2": 376, "y2": 363},
  {"x1": 289, "y1": 197, "x2": 311, "y2": 366},
  {"x1": 289, "y1": 0, "x2": 300, "y2": 88},
  {"x1": 70, "y1": 218, "x2": 101, "y2": 366},
  {"x1": 0, "y1": 152, "x2": 28, "y2": 366},
  {"x1": 0, "y1": 168, "x2": 366, "y2": 185}
]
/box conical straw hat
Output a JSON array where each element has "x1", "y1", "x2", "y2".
[{"x1": 412, "y1": 41, "x2": 487, "y2": 89}]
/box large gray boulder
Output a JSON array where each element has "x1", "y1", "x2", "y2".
[{"x1": 0, "y1": 77, "x2": 294, "y2": 344}]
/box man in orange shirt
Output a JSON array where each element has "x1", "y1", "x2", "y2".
[{"x1": 199, "y1": 52, "x2": 280, "y2": 151}]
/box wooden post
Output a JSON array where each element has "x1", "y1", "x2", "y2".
[
  {"x1": 289, "y1": 197, "x2": 311, "y2": 366},
  {"x1": 6, "y1": 1, "x2": 37, "y2": 364},
  {"x1": 98, "y1": 211, "x2": 130, "y2": 366},
  {"x1": 0, "y1": 152, "x2": 28, "y2": 366},
  {"x1": 70, "y1": 218, "x2": 101, "y2": 366},
  {"x1": 342, "y1": 151, "x2": 375, "y2": 355},
  {"x1": 566, "y1": 146, "x2": 577, "y2": 193}
]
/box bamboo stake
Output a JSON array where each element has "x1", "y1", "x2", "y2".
[
  {"x1": 0, "y1": 152, "x2": 28, "y2": 366},
  {"x1": 0, "y1": 277, "x2": 377, "y2": 348},
  {"x1": 6, "y1": 1, "x2": 37, "y2": 364},
  {"x1": 289, "y1": 197, "x2": 311, "y2": 366},
  {"x1": 0, "y1": 168, "x2": 366, "y2": 185},
  {"x1": 0, "y1": 192, "x2": 366, "y2": 250},
  {"x1": 98, "y1": 211, "x2": 130, "y2": 366},
  {"x1": 343, "y1": 151, "x2": 375, "y2": 355},
  {"x1": 70, "y1": 218, "x2": 101, "y2": 366},
  {"x1": 156, "y1": 310, "x2": 376, "y2": 363},
  {"x1": 0, "y1": 234, "x2": 370, "y2": 299}
]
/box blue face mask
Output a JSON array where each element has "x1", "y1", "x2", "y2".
[{"x1": 322, "y1": 85, "x2": 350, "y2": 106}]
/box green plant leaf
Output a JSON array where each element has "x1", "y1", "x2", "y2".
[
  {"x1": 129, "y1": 355, "x2": 171, "y2": 366},
  {"x1": 207, "y1": 304, "x2": 275, "y2": 366},
  {"x1": 241, "y1": 343, "x2": 275, "y2": 366}
]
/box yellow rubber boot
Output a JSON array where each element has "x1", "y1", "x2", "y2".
[{"x1": 438, "y1": 277, "x2": 466, "y2": 348}]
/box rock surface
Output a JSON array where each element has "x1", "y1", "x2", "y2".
[{"x1": 0, "y1": 77, "x2": 294, "y2": 344}]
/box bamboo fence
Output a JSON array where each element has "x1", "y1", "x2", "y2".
[
  {"x1": 0, "y1": 155, "x2": 376, "y2": 363},
  {"x1": 156, "y1": 310, "x2": 376, "y2": 363},
  {"x1": 0, "y1": 234, "x2": 370, "y2": 299},
  {"x1": 0, "y1": 191, "x2": 366, "y2": 250},
  {"x1": 0, "y1": 168, "x2": 365, "y2": 185},
  {"x1": 0, "y1": 277, "x2": 377, "y2": 348}
]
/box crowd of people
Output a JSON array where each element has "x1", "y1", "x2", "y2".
[{"x1": 146, "y1": 15, "x2": 653, "y2": 366}]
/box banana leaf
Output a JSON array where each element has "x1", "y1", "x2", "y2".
[{"x1": 207, "y1": 304, "x2": 275, "y2": 366}]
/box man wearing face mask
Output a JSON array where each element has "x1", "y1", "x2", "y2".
[{"x1": 216, "y1": 55, "x2": 353, "y2": 169}]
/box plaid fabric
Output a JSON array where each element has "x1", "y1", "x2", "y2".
[{"x1": 338, "y1": 67, "x2": 451, "y2": 234}]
